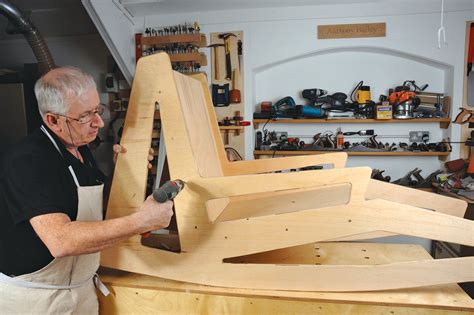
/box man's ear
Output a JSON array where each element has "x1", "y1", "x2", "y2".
[{"x1": 44, "y1": 113, "x2": 62, "y2": 133}]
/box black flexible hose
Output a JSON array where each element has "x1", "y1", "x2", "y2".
[{"x1": 0, "y1": 0, "x2": 56, "y2": 74}]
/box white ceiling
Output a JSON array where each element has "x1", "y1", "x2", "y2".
[
  {"x1": 0, "y1": 0, "x2": 460, "y2": 38},
  {"x1": 119, "y1": 0, "x2": 382, "y2": 16},
  {"x1": 0, "y1": 0, "x2": 386, "y2": 39}
]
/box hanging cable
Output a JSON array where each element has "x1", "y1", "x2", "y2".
[{"x1": 438, "y1": 0, "x2": 447, "y2": 49}]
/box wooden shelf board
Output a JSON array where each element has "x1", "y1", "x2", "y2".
[
  {"x1": 168, "y1": 52, "x2": 201, "y2": 63},
  {"x1": 219, "y1": 126, "x2": 245, "y2": 130},
  {"x1": 254, "y1": 150, "x2": 450, "y2": 157},
  {"x1": 141, "y1": 33, "x2": 206, "y2": 46},
  {"x1": 253, "y1": 118, "x2": 451, "y2": 129}
]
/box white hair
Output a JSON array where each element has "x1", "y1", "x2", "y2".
[{"x1": 34, "y1": 66, "x2": 97, "y2": 117}]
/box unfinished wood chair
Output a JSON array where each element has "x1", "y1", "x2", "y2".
[{"x1": 102, "y1": 53, "x2": 474, "y2": 292}]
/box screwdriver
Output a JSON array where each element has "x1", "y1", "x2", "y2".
[{"x1": 141, "y1": 179, "x2": 185, "y2": 238}]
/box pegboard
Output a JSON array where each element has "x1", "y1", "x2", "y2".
[{"x1": 210, "y1": 31, "x2": 246, "y2": 158}]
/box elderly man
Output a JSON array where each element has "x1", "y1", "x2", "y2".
[{"x1": 0, "y1": 66, "x2": 173, "y2": 314}]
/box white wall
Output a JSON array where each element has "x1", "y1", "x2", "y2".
[
  {"x1": 83, "y1": 0, "x2": 474, "y2": 178},
  {"x1": 118, "y1": 0, "x2": 470, "y2": 181}
]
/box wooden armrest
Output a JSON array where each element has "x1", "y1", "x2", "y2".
[
  {"x1": 367, "y1": 180, "x2": 467, "y2": 217},
  {"x1": 190, "y1": 166, "x2": 371, "y2": 201},
  {"x1": 222, "y1": 152, "x2": 348, "y2": 176}
]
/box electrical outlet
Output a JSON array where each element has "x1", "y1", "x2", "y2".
[
  {"x1": 269, "y1": 131, "x2": 288, "y2": 141},
  {"x1": 409, "y1": 131, "x2": 429, "y2": 143}
]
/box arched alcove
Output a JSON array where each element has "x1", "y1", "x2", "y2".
[
  {"x1": 252, "y1": 46, "x2": 454, "y2": 110},
  {"x1": 249, "y1": 46, "x2": 454, "y2": 182}
]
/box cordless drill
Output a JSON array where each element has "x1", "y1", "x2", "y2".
[
  {"x1": 141, "y1": 179, "x2": 185, "y2": 238},
  {"x1": 153, "y1": 179, "x2": 185, "y2": 202}
]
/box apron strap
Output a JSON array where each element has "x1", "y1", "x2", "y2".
[
  {"x1": 93, "y1": 274, "x2": 110, "y2": 296},
  {"x1": 41, "y1": 125, "x2": 80, "y2": 188},
  {"x1": 40, "y1": 125, "x2": 63, "y2": 157},
  {"x1": 68, "y1": 165, "x2": 80, "y2": 188},
  {"x1": 0, "y1": 272, "x2": 109, "y2": 296}
]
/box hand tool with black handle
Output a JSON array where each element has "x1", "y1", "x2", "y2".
[
  {"x1": 237, "y1": 39, "x2": 242, "y2": 75},
  {"x1": 218, "y1": 33, "x2": 237, "y2": 81},
  {"x1": 343, "y1": 129, "x2": 375, "y2": 136},
  {"x1": 141, "y1": 179, "x2": 185, "y2": 238}
]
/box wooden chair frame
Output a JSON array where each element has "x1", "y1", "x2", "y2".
[{"x1": 102, "y1": 53, "x2": 474, "y2": 292}]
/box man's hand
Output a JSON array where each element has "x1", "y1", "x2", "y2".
[
  {"x1": 113, "y1": 144, "x2": 154, "y2": 169},
  {"x1": 137, "y1": 195, "x2": 174, "y2": 231}
]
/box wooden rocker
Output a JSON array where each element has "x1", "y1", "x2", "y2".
[{"x1": 102, "y1": 53, "x2": 474, "y2": 292}]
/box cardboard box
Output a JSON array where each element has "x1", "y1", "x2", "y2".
[{"x1": 376, "y1": 103, "x2": 392, "y2": 120}]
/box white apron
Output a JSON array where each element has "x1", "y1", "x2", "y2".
[{"x1": 0, "y1": 126, "x2": 108, "y2": 315}]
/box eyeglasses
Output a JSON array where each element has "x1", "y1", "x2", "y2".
[{"x1": 54, "y1": 104, "x2": 105, "y2": 124}]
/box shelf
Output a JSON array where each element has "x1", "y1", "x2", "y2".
[
  {"x1": 254, "y1": 150, "x2": 450, "y2": 157},
  {"x1": 168, "y1": 52, "x2": 203, "y2": 63},
  {"x1": 253, "y1": 118, "x2": 451, "y2": 129},
  {"x1": 141, "y1": 33, "x2": 206, "y2": 47},
  {"x1": 219, "y1": 126, "x2": 245, "y2": 130}
]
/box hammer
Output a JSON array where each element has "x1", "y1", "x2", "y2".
[
  {"x1": 218, "y1": 33, "x2": 237, "y2": 81},
  {"x1": 207, "y1": 43, "x2": 225, "y2": 80}
]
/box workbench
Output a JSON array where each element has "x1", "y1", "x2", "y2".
[{"x1": 98, "y1": 242, "x2": 474, "y2": 314}]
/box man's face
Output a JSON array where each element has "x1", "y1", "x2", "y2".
[{"x1": 56, "y1": 88, "x2": 105, "y2": 147}]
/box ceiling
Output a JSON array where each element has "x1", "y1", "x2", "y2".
[
  {"x1": 0, "y1": 0, "x2": 453, "y2": 39},
  {"x1": 0, "y1": 0, "x2": 387, "y2": 39},
  {"x1": 119, "y1": 0, "x2": 382, "y2": 16}
]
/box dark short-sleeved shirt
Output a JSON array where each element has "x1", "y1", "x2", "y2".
[{"x1": 0, "y1": 125, "x2": 105, "y2": 276}]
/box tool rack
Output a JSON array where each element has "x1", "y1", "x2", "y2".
[
  {"x1": 135, "y1": 31, "x2": 208, "y2": 73},
  {"x1": 210, "y1": 31, "x2": 246, "y2": 157}
]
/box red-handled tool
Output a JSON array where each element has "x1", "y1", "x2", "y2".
[{"x1": 141, "y1": 179, "x2": 185, "y2": 238}]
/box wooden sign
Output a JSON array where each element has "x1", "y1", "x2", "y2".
[{"x1": 318, "y1": 23, "x2": 386, "y2": 39}]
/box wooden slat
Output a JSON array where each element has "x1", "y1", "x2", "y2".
[
  {"x1": 99, "y1": 243, "x2": 474, "y2": 312},
  {"x1": 99, "y1": 286, "x2": 472, "y2": 315}
]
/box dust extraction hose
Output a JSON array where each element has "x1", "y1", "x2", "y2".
[{"x1": 0, "y1": 0, "x2": 56, "y2": 74}]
